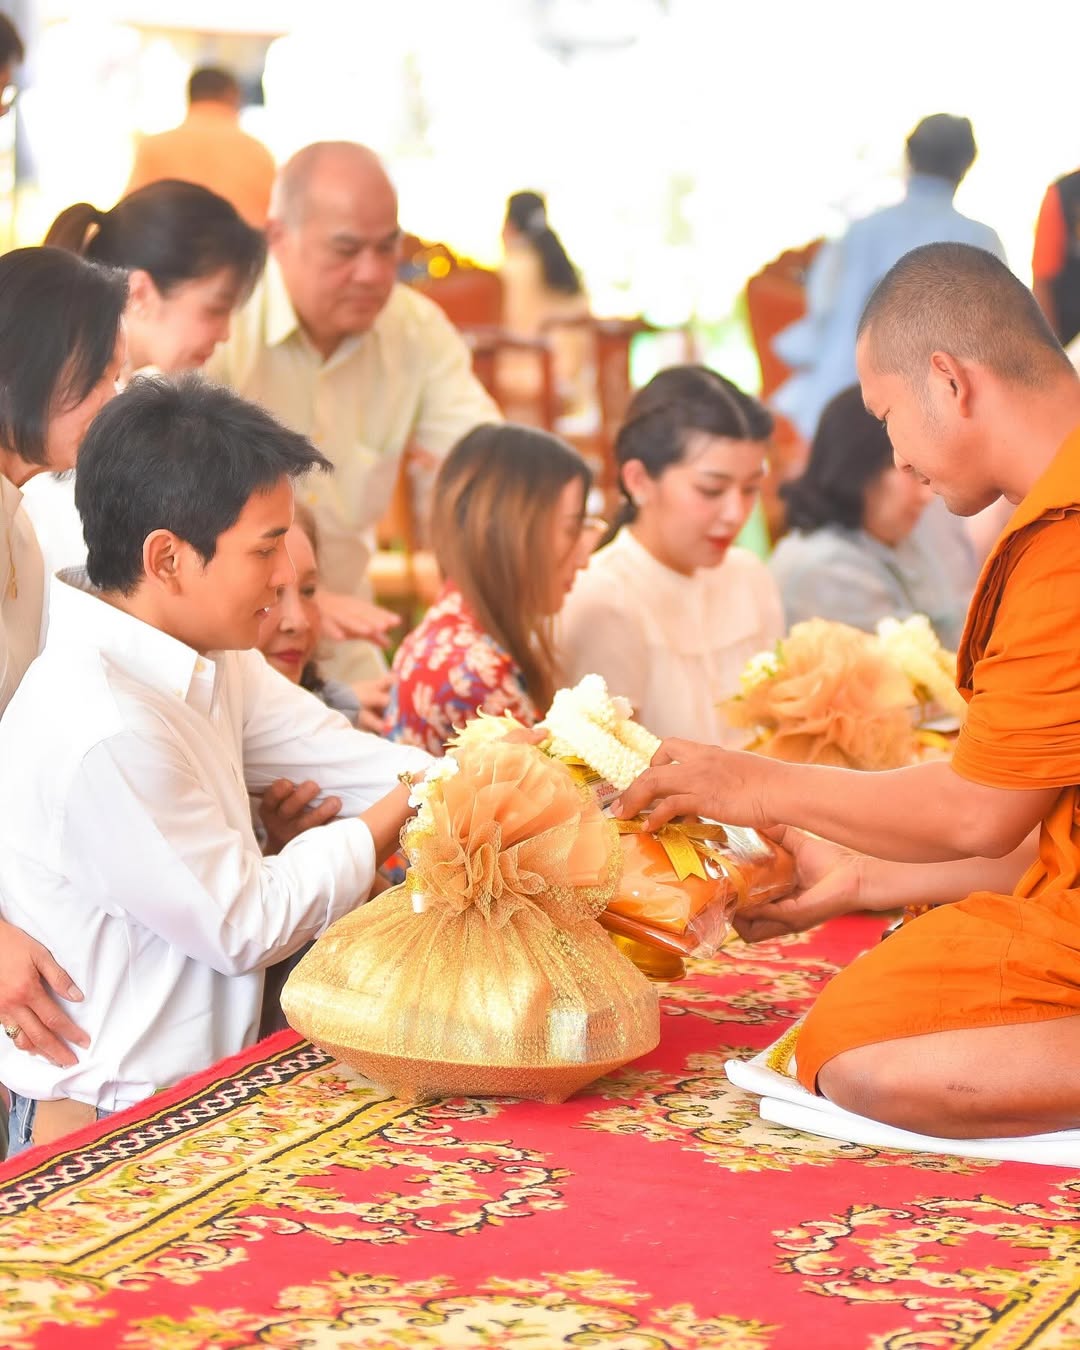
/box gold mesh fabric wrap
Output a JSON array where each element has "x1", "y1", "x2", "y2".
[{"x1": 282, "y1": 741, "x2": 661, "y2": 1103}]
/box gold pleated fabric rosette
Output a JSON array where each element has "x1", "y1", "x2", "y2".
[
  {"x1": 281, "y1": 739, "x2": 661, "y2": 1103},
  {"x1": 726, "y1": 619, "x2": 920, "y2": 770}
]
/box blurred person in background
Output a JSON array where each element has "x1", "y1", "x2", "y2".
[
  {"x1": 23, "y1": 181, "x2": 266, "y2": 576},
  {"x1": 1032, "y1": 164, "x2": 1080, "y2": 349},
  {"x1": 769, "y1": 385, "x2": 963, "y2": 647},
  {"x1": 772, "y1": 114, "x2": 1006, "y2": 444},
  {"x1": 559, "y1": 365, "x2": 783, "y2": 745},
  {"x1": 207, "y1": 141, "x2": 501, "y2": 685},
  {"x1": 0, "y1": 12, "x2": 23, "y2": 117},
  {"x1": 772, "y1": 114, "x2": 1002, "y2": 628},
  {"x1": 499, "y1": 190, "x2": 592, "y2": 424},
  {"x1": 125, "y1": 66, "x2": 276, "y2": 228}
]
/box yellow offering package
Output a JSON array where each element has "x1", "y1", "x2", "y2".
[{"x1": 282, "y1": 738, "x2": 660, "y2": 1103}]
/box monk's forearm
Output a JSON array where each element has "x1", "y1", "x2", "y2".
[
  {"x1": 858, "y1": 831, "x2": 1038, "y2": 909},
  {"x1": 760, "y1": 759, "x2": 1034, "y2": 864}
]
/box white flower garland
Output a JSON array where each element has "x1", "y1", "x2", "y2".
[{"x1": 544, "y1": 674, "x2": 660, "y2": 791}]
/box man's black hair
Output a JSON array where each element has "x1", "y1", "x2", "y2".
[{"x1": 77, "y1": 374, "x2": 331, "y2": 595}]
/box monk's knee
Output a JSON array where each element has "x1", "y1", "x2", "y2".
[{"x1": 816, "y1": 1044, "x2": 972, "y2": 1138}]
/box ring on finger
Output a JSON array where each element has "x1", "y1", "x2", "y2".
[{"x1": 3, "y1": 1023, "x2": 20, "y2": 1040}]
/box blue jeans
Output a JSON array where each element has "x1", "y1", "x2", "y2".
[{"x1": 6, "y1": 1094, "x2": 112, "y2": 1161}]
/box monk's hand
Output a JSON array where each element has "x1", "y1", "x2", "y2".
[
  {"x1": 317, "y1": 590, "x2": 401, "y2": 647},
  {"x1": 0, "y1": 920, "x2": 89, "y2": 1067},
  {"x1": 259, "y1": 778, "x2": 342, "y2": 855},
  {"x1": 611, "y1": 740, "x2": 773, "y2": 832},
  {"x1": 733, "y1": 827, "x2": 865, "y2": 944}
]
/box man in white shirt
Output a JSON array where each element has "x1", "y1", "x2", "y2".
[
  {"x1": 0, "y1": 376, "x2": 430, "y2": 1154},
  {"x1": 206, "y1": 141, "x2": 502, "y2": 683}
]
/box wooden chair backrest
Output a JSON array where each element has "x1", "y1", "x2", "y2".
[{"x1": 744, "y1": 238, "x2": 823, "y2": 398}]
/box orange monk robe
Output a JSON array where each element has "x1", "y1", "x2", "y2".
[
  {"x1": 126, "y1": 103, "x2": 275, "y2": 229},
  {"x1": 798, "y1": 424, "x2": 1080, "y2": 1092}
]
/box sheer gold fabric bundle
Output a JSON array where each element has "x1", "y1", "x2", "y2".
[
  {"x1": 727, "y1": 619, "x2": 918, "y2": 770},
  {"x1": 282, "y1": 741, "x2": 661, "y2": 1103}
]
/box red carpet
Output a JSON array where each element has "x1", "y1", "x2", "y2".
[{"x1": 1, "y1": 914, "x2": 1078, "y2": 1349}]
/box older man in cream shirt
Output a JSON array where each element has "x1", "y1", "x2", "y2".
[{"x1": 206, "y1": 141, "x2": 501, "y2": 684}]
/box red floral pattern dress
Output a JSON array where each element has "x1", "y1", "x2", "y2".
[{"x1": 383, "y1": 585, "x2": 539, "y2": 755}]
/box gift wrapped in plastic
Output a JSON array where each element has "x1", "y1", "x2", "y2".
[
  {"x1": 282, "y1": 738, "x2": 661, "y2": 1103},
  {"x1": 602, "y1": 820, "x2": 796, "y2": 957},
  {"x1": 452, "y1": 679, "x2": 796, "y2": 961}
]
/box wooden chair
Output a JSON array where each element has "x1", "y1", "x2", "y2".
[
  {"x1": 543, "y1": 315, "x2": 695, "y2": 504},
  {"x1": 370, "y1": 238, "x2": 504, "y2": 624},
  {"x1": 369, "y1": 448, "x2": 442, "y2": 622},
  {"x1": 744, "y1": 239, "x2": 823, "y2": 540}
]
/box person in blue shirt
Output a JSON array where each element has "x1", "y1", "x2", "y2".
[{"x1": 772, "y1": 114, "x2": 1006, "y2": 443}]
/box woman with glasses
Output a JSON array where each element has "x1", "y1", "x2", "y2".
[
  {"x1": 559, "y1": 365, "x2": 783, "y2": 745},
  {"x1": 383, "y1": 423, "x2": 601, "y2": 754}
]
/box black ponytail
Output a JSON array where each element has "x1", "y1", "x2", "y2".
[{"x1": 506, "y1": 190, "x2": 582, "y2": 296}]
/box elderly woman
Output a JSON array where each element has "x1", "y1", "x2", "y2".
[{"x1": 768, "y1": 385, "x2": 964, "y2": 648}]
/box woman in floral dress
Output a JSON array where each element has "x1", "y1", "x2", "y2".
[{"x1": 384, "y1": 424, "x2": 601, "y2": 754}]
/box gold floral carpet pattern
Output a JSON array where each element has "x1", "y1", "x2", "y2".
[{"x1": 1, "y1": 914, "x2": 1078, "y2": 1349}]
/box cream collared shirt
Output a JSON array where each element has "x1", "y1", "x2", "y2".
[
  {"x1": 205, "y1": 263, "x2": 500, "y2": 608},
  {"x1": 558, "y1": 529, "x2": 784, "y2": 746},
  {"x1": 0, "y1": 474, "x2": 45, "y2": 719},
  {"x1": 0, "y1": 571, "x2": 431, "y2": 1112}
]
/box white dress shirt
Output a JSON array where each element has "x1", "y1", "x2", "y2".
[
  {"x1": 0, "y1": 571, "x2": 431, "y2": 1111},
  {"x1": 558, "y1": 528, "x2": 784, "y2": 747},
  {"x1": 0, "y1": 473, "x2": 45, "y2": 719},
  {"x1": 205, "y1": 263, "x2": 501, "y2": 678}
]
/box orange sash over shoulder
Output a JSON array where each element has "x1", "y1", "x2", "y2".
[{"x1": 798, "y1": 425, "x2": 1080, "y2": 1092}]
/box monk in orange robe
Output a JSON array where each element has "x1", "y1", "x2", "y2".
[{"x1": 615, "y1": 240, "x2": 1080, "y2": 1139}]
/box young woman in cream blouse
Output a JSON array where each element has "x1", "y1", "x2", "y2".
[
  {"x1": 559, "y1": 365, "x2": 783, "y2": 746},
  {"x1": 0, "y1": 247, "x2": 128, "y2": 1150}
]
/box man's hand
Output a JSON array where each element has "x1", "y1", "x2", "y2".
[
  {"x1": 317, "y1": 590, "x2": 401, "y2": 646},
  {"x1": 352, "y1": 673, "x2": 393, "y2": 733},
  {"x1": 733, "y1": 827, "x2": 865, "y2": 944},
  {"x1": 612, "y1": 739, "x2": 774, "y2": 832},
  {"x1": 0, "y1": 921, "x2": 89, "y2": 1066},
  {"x1": 259, "y1": 778, "x2": 342, "y2": 855}
]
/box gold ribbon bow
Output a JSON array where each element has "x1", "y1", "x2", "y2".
[{"x1": 614, "y1": 817, "x2": 749, "y2": 908}]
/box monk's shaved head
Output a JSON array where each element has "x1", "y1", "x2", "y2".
[{"x1": 857, "y1": 242, "x2": 1071, "y2": 391}]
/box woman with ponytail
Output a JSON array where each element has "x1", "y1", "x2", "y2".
[
  {"x1": 558, "y1": 365, "x2": 783, "y2": 744},
  {"x1": 499, "y1": 190, "x2": 592, "y2": 420},
  {"x1": 24, "y1": 181, "x2": 266, "y2": 574},
  {"x1": 43, "y1": 180, "x2": 265, "y2": 378}
]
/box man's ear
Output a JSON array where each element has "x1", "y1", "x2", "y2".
[
  {"x1": 143, "y1": 530, "x2": 186, "y2": 594},
  {"x1": 265, "y1": 216, "x2": 287, "y2": 252},
  {"x1": 928, "y1": 350, "x2": 975, "y2": 416}
]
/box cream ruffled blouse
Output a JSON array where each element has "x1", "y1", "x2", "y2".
[
  {"x1": 558, "y1": 527, "x2": 784, "y2": 747},
  {"x1": 0, "y1": 473, "x2": 45, "y2": 718}
]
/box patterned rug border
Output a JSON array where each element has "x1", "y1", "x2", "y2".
[{"x1": 0, "y1": 1032, "x2": 330, "y2": 1215}]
